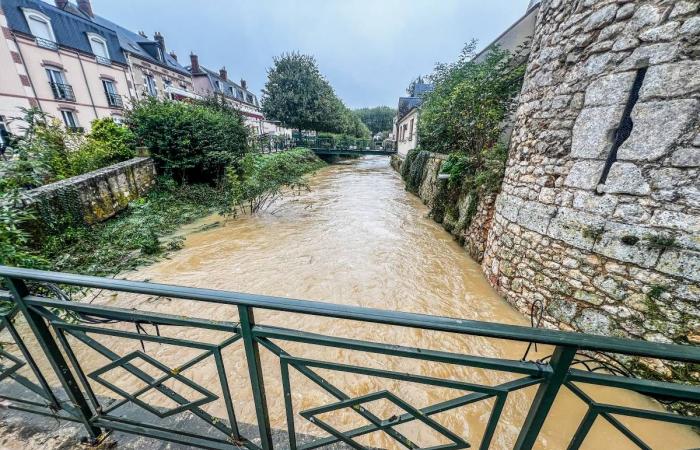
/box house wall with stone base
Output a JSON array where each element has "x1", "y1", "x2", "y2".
[{"x1": 482, "y1": 0, "x2": 700, "y2": 354}]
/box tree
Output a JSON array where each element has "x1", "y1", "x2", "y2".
[
  {"x1": 262, "y1": 53, "x2": 340, "y2": 133},
  {"x1": 353, "y1": 106, "x2": 396, "y2": 134},
  {"x1": 128, "y1": 98, "x2": 249, "y2": 182},
  {"x1": 418, "y1": 41, "x2": 526, "y2": 155}
]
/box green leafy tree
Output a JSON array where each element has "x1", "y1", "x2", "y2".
[
  {"x1": 419, "y1": 41, "x2": 526, "y2": 155},
  {"x1": 262, "y1": 52, "x2": 351, "y2": 134},
  {"x1": 127, "y1": 98, "x2": 249, "y2": 182},
  {"x1": 353, "y1": 106, "x2": 396, "y2": 134}
]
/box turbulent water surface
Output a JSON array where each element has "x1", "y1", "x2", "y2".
[{"x1": 63, "y1": 157, "x2": 700, "y2": 449}]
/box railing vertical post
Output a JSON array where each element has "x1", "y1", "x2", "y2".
[
  {"x1": 238, "y1": 305, "x2": 273, "y2": 449},
  {"x1": 4, "y1": 277, "x2": 103, "y2": 441},
  {"x1": 514, "y1": 345, "x2": 576, "y2": 450}
]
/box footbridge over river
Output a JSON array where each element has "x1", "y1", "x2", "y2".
[{"x1": 257, "y1": 135, "x2": 397, "y2": 156}]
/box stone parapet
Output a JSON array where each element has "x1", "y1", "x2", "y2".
[{"x1": 24, "y1": 157, "x2": 157, "y2": 226}]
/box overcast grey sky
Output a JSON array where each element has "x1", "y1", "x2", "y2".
[{"x1": 90, "y1": 0, "x2": 531, "y2": 109}]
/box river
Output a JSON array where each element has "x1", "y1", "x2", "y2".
[{"x1": 74, "y1": 156, "x2": 699, "y2": 449}]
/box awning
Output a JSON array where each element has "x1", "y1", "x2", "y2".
[{"x1": 164, "y1": 86, "x2": 202, "y2": 100}]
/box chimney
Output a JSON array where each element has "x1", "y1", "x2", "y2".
[
  {"x1": 219, "y1": 67, "x2": 227, "y2": 81},
  {"x1": 169, "y1": 51, "x2": 178, "y2": 61},
  {"x1": 138, "y1": 31, "x2": 147, "y2": 38},
  {"x1": 189, "y1": 53, "x2": 200, "y2": 73},
  {"x1": 240, "y1": 79, "x2": 247, "y2": 90},
  {"x1": 153, "y1": 32, "x2": 165, "y2": 52},
  {"x1": 77, "y1": 0, "x2": 93, "y2": 17},
  {"x1": 54, "y1": 0, "x2": 68, "y2": 9}
]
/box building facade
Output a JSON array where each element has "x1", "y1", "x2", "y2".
[
  {"x1": 187, "y1": 53, "x2": 267, "y2": 135},
  {"x1": 0, "y1": 0, "x2": 131, "y2": 132},
  {"x1": 90, "y1": 16, "x2": 196, "y2": 103},
  {"x1": 394, "y1": 79, "x2": 432, "y2": 157}
]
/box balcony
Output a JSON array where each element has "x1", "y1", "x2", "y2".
[
  {"x1": 49, "y1": 82, "x2": 75, "y2": 101},
  {"x1": 35, "y1": 37, "x2": 58, "y2": 51},
  {"x1": 106, "y1": 92, "x2": 123, "y2": 108},
  {"x1": 96, "y1": 55, "x2": 112, "y2": 66}
]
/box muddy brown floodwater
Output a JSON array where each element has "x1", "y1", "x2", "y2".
[{"x1": 63, "y1": 157, "x2": 698, "y2": 449}]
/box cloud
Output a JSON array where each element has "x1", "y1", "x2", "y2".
[{"x1": 91, "y1": 0, "x2": 530, "y2": 108}]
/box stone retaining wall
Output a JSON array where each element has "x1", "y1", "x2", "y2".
[
  {"x1": 24, "y1": 157, "x2": 156, "y2": 226},
  {"x1": 482, "y1": 0, "x2": 700, "y2": 352},
  {"x1": 394, "y1": 0, "x2": 699, "y2": 360},
  {"x1": 391, "y1": 153, "x2": 497, "y2": 262}
]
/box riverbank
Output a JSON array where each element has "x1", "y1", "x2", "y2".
[{"x1": 25, "y1": 148, "x2": 326, "y2": 278}]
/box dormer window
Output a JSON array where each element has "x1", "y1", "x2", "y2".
[
  {"x1": 215, "y1": 80, "x2": 223, "y2": 92},
  {"x1": 87, "y1": 33, "x2": 111, "y2": 65},
  {"x1": 22, "y1": 9, "x2": 57, "y2": 50}
]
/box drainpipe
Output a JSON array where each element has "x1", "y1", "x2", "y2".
[
  {"x1": 76, "y1": 50, "x2": 99, "y2": 119},
  {"x1": 125, "y1": 52, "x2": 140, "y2": 101},
  {"x1": 12, "y1": 35, "x2": 43, "y2": 112}
]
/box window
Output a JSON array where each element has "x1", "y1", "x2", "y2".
[
  {"x1": 46, "y1": 67, "x2": 74, "y2": 101},
  {"x1": 145, "y1": 74, "x2": 157, "y2": 97},
  {"x1": 246, "y1": 93, "x2": 254, "y2": 104},
  {"x1": 228, "y1": 86, "x2": 234, "y2": 96},
  {"x1": 22, "y1": 9, "x2": 56, "y2": 48},
  {"x1": 408, "y1": 118, "x2": 414, "y2": 141},
  {"x1": 60, "y1": 110, "x2": 78, "y2": 129},
  {"x1": 102, "y1": 79, "x2": 122, "y2": 107},
  {"x1": 215, "y1": 80, "x2": 223, "y2": 92},
  {"x1": 236, "y1": 89, "x2": 243, "y2": 100},
  {"x1": 87, "y1": 33, "x2": 110, "y2": 65}
]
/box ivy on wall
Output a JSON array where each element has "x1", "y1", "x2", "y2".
[{"x1": 402, "y1": 41, "x2": 526, "y2": 236}]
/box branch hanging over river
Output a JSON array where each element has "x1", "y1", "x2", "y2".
[{"x1": 221, "y1": 148, "x2": 326, "y2": 217}]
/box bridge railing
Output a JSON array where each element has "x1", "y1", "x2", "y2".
[
  {"x1": 0, "y1": 266, "x2": 697, "y2": 449},
  {"x1": 252, "y1": 134, "x2": 393, "y2": 154}
]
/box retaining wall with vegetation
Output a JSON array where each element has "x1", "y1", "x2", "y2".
[
  {"x1": 25, "y1": 157, "x2": 156, "y2": 226},
  {"x1": 391, "y1": 153, "x2": 496, "y2": 262},
  {"x1": 395, "y1": 0, "x2": 700, "y2": 375}
]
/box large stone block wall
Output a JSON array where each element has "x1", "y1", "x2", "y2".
[
  {"x1": 24, "y1": 157, "x2": 157, "y2": 226},
  {"x1": 482, "y1": 0, "x2": 700, "y2": 349}
]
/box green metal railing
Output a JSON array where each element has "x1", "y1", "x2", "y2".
[
  {"x1": 254, "y1": 135, "x2": 395, "y2": 156},
  {"x1": 0, "y1": 266, "x2": 697, "y2": 449}
]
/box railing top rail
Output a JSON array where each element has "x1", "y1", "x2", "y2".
[{"x1": 1, "y1": 265, "x2": 698, "y2": 363}]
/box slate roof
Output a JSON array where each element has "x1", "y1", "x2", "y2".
[
  {"x1": 397, "y1": 96, "x2": 423, "y2": 121},
  {"x1": 396, "y1": 80, "x2": 433, "y2": 121},
  {"x1": 91, "y1": 15, "x2": 190, "y2": 76},
  {"x1": 1, "y1": 0, "x2": 127, "y2": 64},
  {"x1": 187, "y1": 65, "x2": 259, "y2": 107},
  {"x1": 411, "y1": 81, "x2": 434, "y2": 97}
]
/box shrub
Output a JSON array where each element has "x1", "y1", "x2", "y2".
[
  {"x1": 68, "y1": 118, "x2": 136, "y2": 174},
  {"x1": 222, "y1": 148, "x2": 325, "y2": 216},
  {"x1": 128, "y1": 98, "x2": 250, "y2": 182},
  {"x1": 1, "y1": 110, "x2": 137, "y2": 194},
  {"x1": 0, "y1": 190, "x2": 46, "y2": 268},
  {"x1": 419, "y1": 41, "x2": 527, "y2": 155}
]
